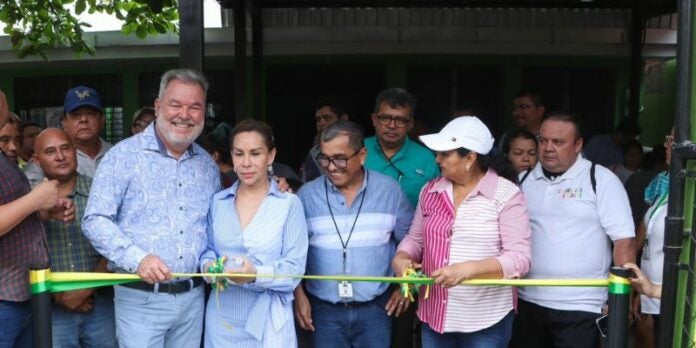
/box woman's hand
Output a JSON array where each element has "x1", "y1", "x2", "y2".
[
  {"x1": 225, "y1": 256, "x2": 257, "y2": 285},
  {"x1": 392, "y1": 251, "x2": 420, "y2": 278},
  {"x1": 432, "y1": 262, "x2": 476, "y2": 288},
  {"x1": 624, "y1": 263, "x2": 661, "y2": 299}
]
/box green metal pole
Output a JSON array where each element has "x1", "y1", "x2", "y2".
[
  {"x1": 29, "y1": 268, "x2": 52, "y2": 348},
  {"x1": 606, "y1": 267, "x2": 631, "y2": 348}
]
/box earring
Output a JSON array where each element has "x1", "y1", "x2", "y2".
[
  {"x1": 465, "y1": 165, "x2": 471, "y2": 172},
  {"x1": 267, "y1": 164, "x2": 274, "y2": 176}
]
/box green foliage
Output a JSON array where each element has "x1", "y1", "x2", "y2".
[{"x1": 0, "y1": 0, "x2": 179, "y2": 59}]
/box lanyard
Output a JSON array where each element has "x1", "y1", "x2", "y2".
[
  {"x1": 376, "y1": 142, "x2": 404, "y2": 182},
  {"x1": 324, "y1": 171, "x2": 368, "y2": 273},
  {"x1": 648, "y1": 193, "x2": 669, "y2": 223}
]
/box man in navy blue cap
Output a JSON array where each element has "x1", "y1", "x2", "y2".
[{"x1": 23, "y1": 86, "x2": 113, "y2": 186}]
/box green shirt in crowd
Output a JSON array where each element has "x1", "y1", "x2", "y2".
[{"x1": 364, "y1": 136, "x2": 440, "y2": 207}]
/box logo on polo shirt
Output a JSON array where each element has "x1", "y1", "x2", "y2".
[{"x1": 558, "y1": 188, "x2": 584, "y2": 199}]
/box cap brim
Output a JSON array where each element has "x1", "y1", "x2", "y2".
[
  {"x1": 419, "y1": 133, "x2": 460, "y2": 152},
  {"x1": 66, "y1": 102, "x2": 103, "y2": 114}
]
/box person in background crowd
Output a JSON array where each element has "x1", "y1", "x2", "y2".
[
  {"x1": 625, "y1": 144, "x2": 667, "y2": 228},
  {"x1": 584, "y1": 117, "x2": 642, "y2": 168},
  {"x1": 511, "y1": 91, "x2": 545, "y2": 136},
  {"x1": 365, "y1": 88, "x2": 439, "y2": 208},
  {"x1": 130, "y1": 107, "x2": 156, "y2": 135},
  {"x1": 393, "y1": 116, "x2": 531, "y2": 347},
  {"x1": 299, "y1": 98, "x2": 349, "y2": 183},
  {"x1": 199, "y1": 123, "x2": 236, "y2": 188},
  {"x1": 18, "y1": 121, "x2": 42, "y2": 169},
  {"x1": 0, "y1": 88, "x2": 75, "y2": 348},
  {"x1": 34, "y1": 128, "x2": 116, "y2": 348},
  {"x1": 631, "y1": 128, "x2": 674, "y2": 348},
  {"x1": 500, "y1": 129, "x2": 538, "y2": 174},
  {"x1": 295, "y1": 121, "x2": 414, "y2": 348},
  {"x1": 364, "y1": 88, "x2": 439, "y2": 348},
  {"x1": 82, "y1": 69, "x2": 220, "y2": 348},
  {"x1": 23, "y1": 86, "x2": 113, "y2": 186},
  {"x1": 611, "y1": 140, "x2": 644, "y2": 184},
  {"x1": 0, "y1": 113, "x2": 21, "y2": 164},
  {"x1": 201, "y1": 122, "x2": 303, "y2": 191},
  {"x1": 200, "y1": 119, "x2": 308, "y2": 346},
  {"x1": 510, "y1": 112, "x2": 635, "y2": 348}
]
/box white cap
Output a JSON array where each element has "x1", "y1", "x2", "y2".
[{"x1": 419, "y1": 116, "x2": 494, "y2": 154}]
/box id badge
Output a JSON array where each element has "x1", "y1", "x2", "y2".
[
  {"x1": 338, "y1": 281, "x2": 354, "y2": 299},
  {"x1": 642, "y1": 238, "x2": 650, "y2": 261}
]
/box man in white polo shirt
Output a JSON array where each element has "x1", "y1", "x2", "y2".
[{"x1": 510, "y1": 112, "x2": 635, "y2": 348}]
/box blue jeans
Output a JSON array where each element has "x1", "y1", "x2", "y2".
[
  {"x1": 422, "y1": 311, "x2": 513, "y2": 348},
  {"x1": 113, "y1": 284, "x2": 204, "y2": 348},
  {"x1": 52, "y1": 289, "x2": 116, "y2": 348},
  {"x1": 0, "y1": 300, "x2": 32, "y2": 348},
  {"x1": 309, "y1": 291, "x2": 392, "y2": 348}
]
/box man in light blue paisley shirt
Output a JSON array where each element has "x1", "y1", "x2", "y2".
[{"x1": 82, "y1": 69, "x2": 221, "y2": 348}]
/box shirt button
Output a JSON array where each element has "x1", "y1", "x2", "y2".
[
  {"x1": 179, "y1": 206, "x2": 183, "y2": 211},
  {"x1": 180, "y1": 231, "x2": 184, "y2": 235},
  {"x1": 179, "y1": 183, "x2": 182, "y2": 187},
  {"x1": 70, "y1": 264, "x2": 75, "y2": 268},
  {"x1": 68, "y1": 243, "x2": 72, "y2": 247},
  {"x1": 179, "y1": 256, "x2": 183, "y2": 260}
]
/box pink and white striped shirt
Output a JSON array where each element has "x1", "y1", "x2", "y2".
[{"x1": 397, "y1": 170, "x2": 531, "y2": 333}]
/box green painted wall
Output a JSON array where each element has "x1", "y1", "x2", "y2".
[{"x1": 640, "y1": 59, "x2": 677, "y2": 147}]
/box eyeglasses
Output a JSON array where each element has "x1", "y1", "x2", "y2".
[
  {"x1": 375, "y1": 114, "x2": 411, "y2": 128},
  {"x1": 316, "y1": 149, "x2": 361, "y2": 169}
]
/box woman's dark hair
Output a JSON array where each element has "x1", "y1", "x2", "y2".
[
  {"x1": 455, "y1": 148, "x2": 520, "y2": 184},
  {"x1": 499, "y1": 129, "x2": 537, "y2": 155},
  {"x1": 500, "y1": 129, "x2": 537, "y2": 155},
  {"x1": 230, "y1": 118, "x2": 275, "y2": 151},
  {"x1": 199, "y1": 123, "x2": 232, "y2": 163}
]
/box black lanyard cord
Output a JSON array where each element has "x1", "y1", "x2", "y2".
[{"x1": 324, "y1": 170, "x2": 368, "y2": 270}]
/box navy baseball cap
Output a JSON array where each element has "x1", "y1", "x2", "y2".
[{"x1": 64, "y1": 86, "x2": 103, "y2": 114}]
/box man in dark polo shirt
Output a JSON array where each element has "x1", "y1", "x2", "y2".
[{"x1": 0, "y1": 89, "x2": 75, "y2": 347}]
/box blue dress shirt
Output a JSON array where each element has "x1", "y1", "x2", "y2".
[
  {"x1": 297, "y1": 169, "x2": 414, "y2": 304},
  {"x1": 200, "y1": 179, "x2": 308, "y2": 345}
]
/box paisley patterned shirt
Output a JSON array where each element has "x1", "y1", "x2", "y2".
[{"x1": 82, "y1": 123, "x2": 221, "y2": 274}]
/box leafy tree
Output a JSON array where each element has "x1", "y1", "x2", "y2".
[{"x1": 0, "y1": 0, "x2": 179, "y2": 59}]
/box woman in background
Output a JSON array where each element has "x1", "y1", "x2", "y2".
[{"x1": 500, "y1": 129, "x2": 538, "y2": 174}]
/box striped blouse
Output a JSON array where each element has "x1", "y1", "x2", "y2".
[{"x1": 397, "y1": 170, "x2": 531, "y2": 333}]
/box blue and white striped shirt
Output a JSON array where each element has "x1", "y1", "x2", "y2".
[
  {"x1": 200, "y1": 179, "x2": 308, "y2": 345},
  {"x1": 298, "y1": 169, "x2": 414, "y2": 303},
  {"x1": 83, "y1": 123, "x2": 221, "y2": 274}
]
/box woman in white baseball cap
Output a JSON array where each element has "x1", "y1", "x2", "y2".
[{"x1": 392, "y1": 116, "x2": 532, "y2": 347}]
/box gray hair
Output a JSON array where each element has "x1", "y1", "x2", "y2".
[
  {"x1": 320, "y1": 121, "x2": 364, "y2": 151},
  {"x1": 158, "y1": 69, "x2": 209, "y2": 99}
]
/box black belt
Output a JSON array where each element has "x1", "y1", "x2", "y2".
[
  {"x1": 308, "y1": 288, "x2": 390, "y2": 308},
  {"x1": 121, "y1": 278, "x2": 203, "y2": 294}
]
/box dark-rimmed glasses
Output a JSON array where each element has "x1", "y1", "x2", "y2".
[
  {"x1": 316, "y1": 149, "x2": 361, "y2": 169},
  {"x1": 375, "y1": 114, "x2": 411, "y2": 128}
]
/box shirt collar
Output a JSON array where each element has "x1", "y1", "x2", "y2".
[
  {"x1": 68, "y1": 174, "x2": 90, "y2": 198},
  {"x1": 216, "y1": 177, "x2": 284, "y2": 201},
  {"x1": 531, "y1": 154, "x2": 585, "y2": 182},
  {"x1": 143, "y1": 121, "x2": 199, "y2": 158},
  {"x1": 427, "y1": 170, "x2": 498, "y2": 199}
]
